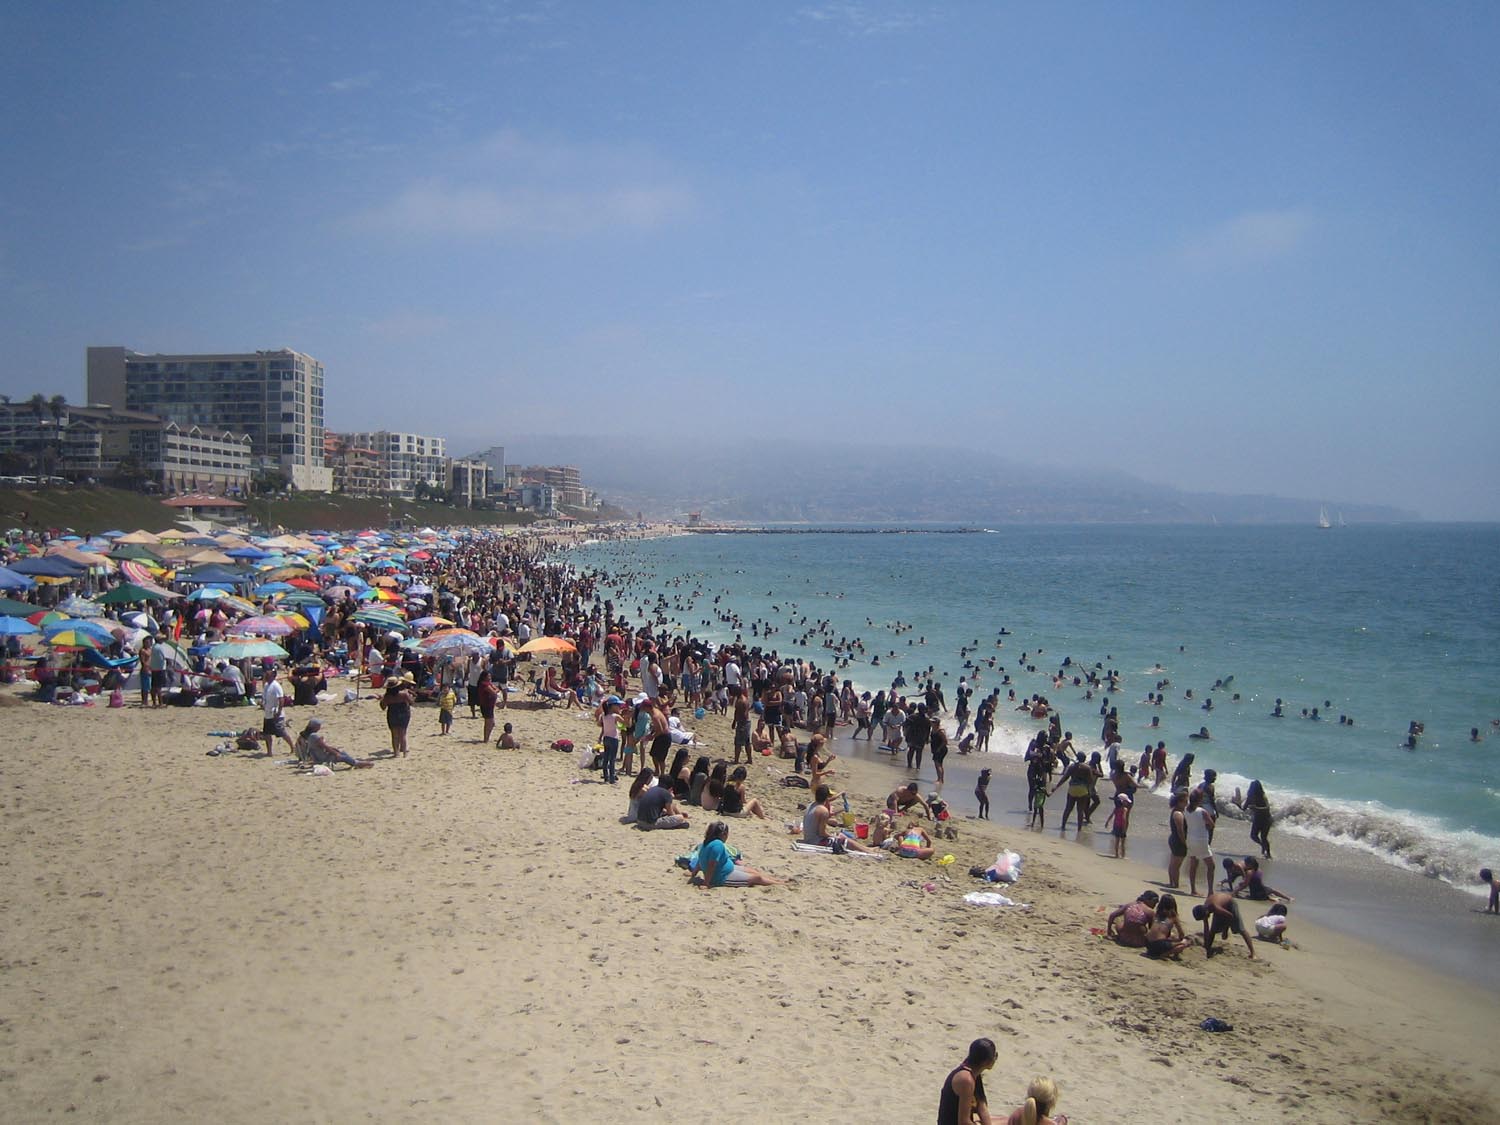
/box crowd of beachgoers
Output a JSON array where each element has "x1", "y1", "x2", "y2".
[{"x1": 14, "y1": 519, "x2": 1495, "y2": 1121}]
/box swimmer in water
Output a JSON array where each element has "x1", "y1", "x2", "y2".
[{"x1": 1189, "y1": 726, "x2": 1211, "y2": 741}]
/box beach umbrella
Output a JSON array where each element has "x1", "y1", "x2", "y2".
[
  {"x1": 252, "y1": 582, "x2": 295, "y2": 596},
  {"x1": 421, "y1": 630, "x2": 492, "y2": 657},
  {"x1": 256, "y1": 564, "x2": 312, "y2": 583},
  {"x1": 0, "y1": 596, "x2": 40, "y2": 616},
  {"x1": 285, "y1": 577, "x2": 320, "y2": 591},
  {"x1": 225, "y1": 547, "x2": 273, "y2": 560},
  {"x1": 217, "y1": 595, "x2": 259, "y2": 616},
  {"x1": 209, "y1": 639, "x2": 289, "y2": 661},
  {"x1": 0, "y1": 566, "x2": 37, "y2": 591},
  {"x1": 518, "y1": 636, "x2": 577, "y2": 657},
  {"x1": 404, "y1": 582, "x2": 434, "y2": 596},
  {"x1": 315, "y1": 564, "x2": 352, "y2": 576},
  {"x1": 100, "y1": 530, "x2": 126, "y2": 539},
  {"x1": 185, "y1": 586, "x2": 230, "y2": 602},
  {"x1": 228, "y1": 615, "x2": 296, "y2": 637},
  {"x1": 43, "y1": 617, "x2": 115, "y2": 642},
  {"x1": 409, "y1": 616, "x2": 454, "y2": 631},
  {"x1": 96, "y1": 583, "x2": 169, "y2": 604},
  {"x1": 155, "y1": 639, "x2": 192, "y2": 668},
  {"x1": 351, "y1": 608, "x2": 406, "y2": 630},
  {"x1": 274, "y1": 590, "x2": 324, "y2": 608},
  {"x1": 58, "y1": 595, "x2": 106, "y2": 617},
  {"x1": 45, "y1": 629, "x2": 108, "y2": 651},
  {"x1": 0, "y1": 617, "x2": 40, "y2": 637},
  {"x1": 27, "y1": 610, "x2": 71, "y2": 628}
]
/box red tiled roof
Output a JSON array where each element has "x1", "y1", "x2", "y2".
[{"x1": 162, "y1": 492, "x2": 246, "y2": 508}]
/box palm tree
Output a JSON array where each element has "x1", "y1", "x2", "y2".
[{"x1": 48, "y1": 394, "x2": 67, "y2": 423}]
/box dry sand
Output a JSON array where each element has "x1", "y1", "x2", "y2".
[{"x1": 2, "y1": 683, "x2": 1497, "y2": 1123}]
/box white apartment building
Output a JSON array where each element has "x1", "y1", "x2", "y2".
[
  {"x1": 86, "y1": 346, "x2": 332, "y2": 491},
  {"x1": 341, "y1": 430, "x2": 448, "y2": 497}
]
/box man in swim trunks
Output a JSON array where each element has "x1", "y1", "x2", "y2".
[
  {"x1": 886, "y1": 782, "x2": 931, "y2": 819},
  {"x1": 1193, "y1": 892, "x2": 1255, "y2": 960}
]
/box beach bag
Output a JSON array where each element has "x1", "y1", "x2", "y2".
[
  {"x1": 236, "y1": 729, "x2": 261, "y2": 751},
  {"x1": 108, "y1": 687, "x2": 124, "y2": 709},
  {"x1": 550, "y1": 738, "x2": 574, "y2": 753},
  {"x1": 987, "y1": 850, "x2": 1023, "y2": 884}
]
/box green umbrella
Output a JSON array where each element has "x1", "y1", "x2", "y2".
[
  {"x1": 97, "y1": 583, "x2": 169, "y2": 604},
  {"x1": 0, "y1": 597, "x2": 40, "y2": 616}
]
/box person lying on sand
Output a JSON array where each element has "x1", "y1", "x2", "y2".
[
  {"x1": 1233, "y1": 857, "x2": 1293, "y2": 903},
  {"x1": 1106, "y1": 890, "x2": 1161, "y2": 948}
]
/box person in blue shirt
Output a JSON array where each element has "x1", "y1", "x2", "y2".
[{"x1": 691, "y1": 822, "x2": 788, "y2": 889}]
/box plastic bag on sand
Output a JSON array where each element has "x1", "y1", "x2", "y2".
[
  {"x1": 310, "y1": 764, "x2": 334, "y2": 777},
  {"x1": 964, "y1": 891, "x2": 1029, "y2": 909},
  {"x1": 987, "y1": 851, "x2": 1023, "y2": 884}
]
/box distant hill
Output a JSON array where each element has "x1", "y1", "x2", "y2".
[{"x1": 498, "y1": 437, "x2": 1418, "y2": 524}]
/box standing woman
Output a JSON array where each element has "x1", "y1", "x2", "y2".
[
  {"x1": 475, "y1": 669, "x2": 499, "y2": 744},
  {"x1": 937, "y1": 1037, "x2": 997, "y2": 1125},
  {"x1": 380, "y1": 673, "x2": 415, "y2": 757},
  {"x1": 1167, "y1": 788, "x2": 1189, "y2": 888},
  {"x1": 868, "y1": 690, "x2": 887, "y2": 742},
  {"x1": 597, "y1": 696, "x2": 622, "y2": 784},
  {"x1": 1233, "y1": 779, "x2": 1274, "y2": 858}
]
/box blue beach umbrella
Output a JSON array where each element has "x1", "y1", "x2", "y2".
[
  {"x1": 0, "y1": 566, "x2": 37, "y2": 590},
  {"x1": 0, "y1": 617, "x2": 40, "y2": 637}
]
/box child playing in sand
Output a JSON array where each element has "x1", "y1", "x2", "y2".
[
  {"x1": 437, "y1": 684, "x2": 456, "y2": 736},
  {"x1": 496, "y1": 722, "x2": 519, "y2": 749},
  {"x1": 1481, "y1": 868, "x2": 1499, "y2": 913}
]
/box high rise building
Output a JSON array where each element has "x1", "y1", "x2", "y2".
[
  {"x1": 85, "y1": 346, "x2": 333, "y2": 491},
  {"x1": 337, "y1": 430, "x2": 448, "y2": 497}
]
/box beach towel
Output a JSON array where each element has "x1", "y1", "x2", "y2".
[
  {"x1": 963, "y1": 891, "x2": 1030, "y2": 909},
  {"x1": 791, "y1": 842, "x2": 886, "y2": 860}
]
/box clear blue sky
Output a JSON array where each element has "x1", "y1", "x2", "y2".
[{"x1": 2, "y1": 2, "x2": 1496, "y2": 518}]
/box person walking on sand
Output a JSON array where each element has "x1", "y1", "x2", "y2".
[
  {"x1": 260, "y1": 667, "x2": 296, "y2": 757},
  {"x1": 1232, "y1": 779, "x2": 1274, "y2": 858},
  {"x1": 937, "y1": 1038, "x2": 998, "y2": 1125}
]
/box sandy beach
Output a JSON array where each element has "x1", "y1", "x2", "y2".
[{"x1": 2, "y1": 682, "x2": 1497, "y2": 1123}]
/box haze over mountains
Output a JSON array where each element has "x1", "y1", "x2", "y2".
[{"x1": 498, "y1": 437, "x2": 1417, "y2": 524}]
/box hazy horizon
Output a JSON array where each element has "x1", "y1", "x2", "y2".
[{"x1": 2, "y1": 4, "x2": 1496, "y2": 519}]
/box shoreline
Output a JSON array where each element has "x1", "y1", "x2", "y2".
[
  {"x1": 562, "y1": 533, "x2": 1500, "y2": 985},
  {"x1": 1, "y1": 682, "x2": 1496, "y2": 1121}
]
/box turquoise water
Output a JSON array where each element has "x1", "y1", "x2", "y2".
[{"x1": 570, "y1": 524, "x2": 1500, "y2": 884}]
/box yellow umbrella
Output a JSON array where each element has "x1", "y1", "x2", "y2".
[{"x1": 517, "y1": 636, "x2": 577, "y2": 656}]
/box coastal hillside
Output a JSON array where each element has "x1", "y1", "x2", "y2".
[
  {"x1": 499, "y1": 437, "x2": 1418, "y2": 524},
  {"x1": 0, "y1": 487, "x2": 543, "y2": 536}
]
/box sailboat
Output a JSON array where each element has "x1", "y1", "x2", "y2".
[
  {"x1": 1337, "y1": 511, "x2": 1346, "y2": 528},
  {"x1": 1317, "y1": 505, "x2": 1332, "y2": 530}
]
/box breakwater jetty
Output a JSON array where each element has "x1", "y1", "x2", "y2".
[{"x1": 684, "y1": 526, "x2": 987, "y2": 535}]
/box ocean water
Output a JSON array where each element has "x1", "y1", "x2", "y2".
[{"x1": 569, "y1": 524, "x2": 1500, "y2": 886}]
